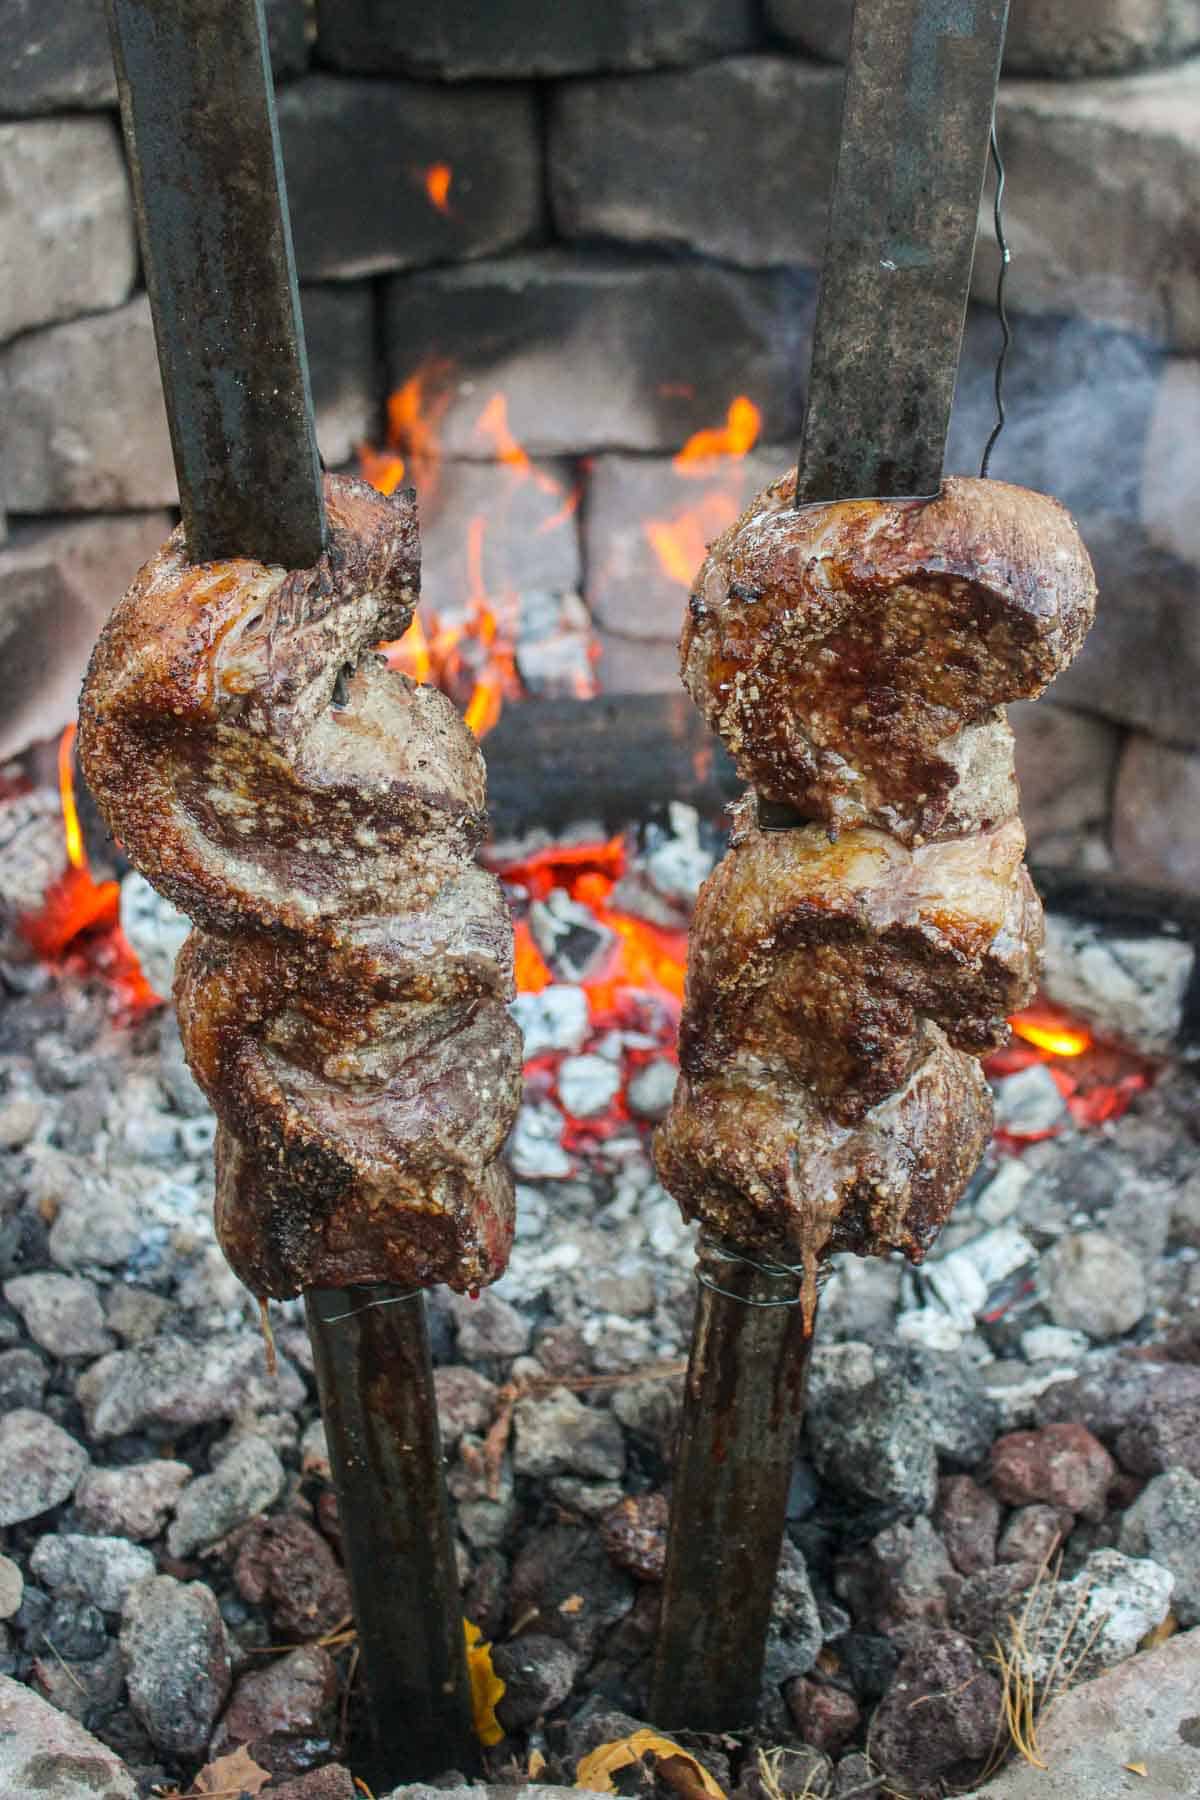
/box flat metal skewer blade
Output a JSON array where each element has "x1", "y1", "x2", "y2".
[
  {"x1": 106, "y1": 0, "x2": 325, "y2": 566},
  {"x1": 796, "y1": 0, "x2": 1009, "y2": 503},
  {"x1": 307, "y1": 1287, "x2": 482, "y2": 1784}
]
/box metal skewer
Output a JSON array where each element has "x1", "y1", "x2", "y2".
[
  {"x1": 651, "y1": 0, "x2": 1009, "y2": 1732},
  {"x1": 105, "y1": 0, "x2": 478, "y2": 1780}
]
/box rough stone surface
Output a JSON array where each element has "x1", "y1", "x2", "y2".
[
  {"x1": 0, "y1": 1670, "x2": 137, "y2": 1799},
  {"x1": 417, "y1": 456, "x2": 582, "y2": 630},
  {"x1": 300, "y1": 283, "x2": 378, "y2": 468},
  {"x1": 761, "y1": 1539, "x2": 825, "y2": 1696},
  {"x1": 233, "y1": 1514, "x2": 352, "y2": 1642},
  {"x1": 990, "y1": 1423, "x2": 1117, "y2": 1522},
  {"x1": 1041, "y1": 1232, "x2": 1148, "y2": 1338},
  {"x1": 1116, "y1": 1397, "x2": 1200, "y2": 1480},
  {"x1": 1010, "y1": 702, "x2": 1120, "y2": 867},
  {"x1": 3, "y1": 1272, "x2": 113, "y2": 1359},
  {"x1": 976, "y1": 65, "x2": 1200, "y2": 351},
  {"x1": 0, "y1": 296, "x2": 175, "y2": 512},
  {"x1": 271, "y1": 1771, "x2": 357, "y2": 1800},
  {"x1": 868, "y1": 1630, "x2": 1001, "y2": 1794},
  {"x1": 1027, "y1": 1550, "x2": 1176, "y2": 1684},
  {"x1": 0, "y1": 117, "x2": 135, "y2": 341},
  {"x1": 384, "y1": 253, "x2": 813, "y2": 456},
  {"x1": 121, "y1": 1575, "x2": 231, "y2": 1762},
  {"x1": 209, "y1": 1644, "x2": 339, "y2": 1778},
  {"x1": 434, "y1": 1364, "x2": 499, "y2": 1448},
  {"x1": 784, "y1": 1677, "x2": 861, "y2": 1756},
  {"x1": 1119, "y1": 1468, "x2": 1200, "y2": 1625},
  {"x1": 1039, "y1": 913, "x2": 1195, "y2": 1055},
  {"x1": 0, "y1": 1348, "x2": 47, "y2": 1413},
  {"x1": 277, "y1": 76, "x2": 540, "y2": 281},
  {"x1": 448, "y1": 1289, "x2": 531, "y2": 1361},
  {"x1": 997, "y1": 1503, "x2": 1073, "y2": 1566},
  {"x1": 867, "y1": 1516, "x2": 961, "y2": 1634},
  {"x1": 806, "y1": 1348, "x2": 939, "y2": 1515},
  {"x1": 880, "y1": 1345, "x2": 999, "y2": 1470},
  {"x1": 30, "y1": 1532, "x2": 155, "y2": 1614},
  {"x1": 625, "y1": 1059, "x2": 679, "y2": 1122},
  {"x1": 166, "y1": 1436, "x2": 286, "y2": 1558},
  {"x1": 957, "y1": 1626, "x2": 1200, "y2": 1800},
  {"x1": 0, "y1": 1555, "x2": 22, "y2": 1619},
  {"x1": 768, "y1": 0, "x2": 1200, "y2": 74},
  {"x1": 1113, "y1": 734, "x2": 1200, "y2": 894},
  {"x1": 77, "y1": 1333, "x2": 304, "y2": 1440},
  {"x1": 507, "y1": 1524, "x2": 635, "y2": 1658},
  {"x1": 550, "y1": 59, "x2": 842, "y2": 269},
  {"x1": 936, "y1": 1475, "x2": 1001, "y2": 1576},
  {"x1": 492, "y1": 1632, "x2": 579, "y2": 1730},
  {"x1": 598, "y1": 1492, "x2": 669, "y2": 1582},
  {"x1": 73, "y1": 1459, "x2": 191, "y2": 1542},
  {"x1": 513, "y1": 1389, "x2": 625, "y2": 1481},
  {"x1": 319, "y1": 0, "x2": 756, "y2": 78},
  {"x1": 0, "y1": 1408, "x2": 87, "y2": 1526},
  {"x1": 1037, "y1": 1358, "x2": 1200, "y2": 1441},
  {"x1": 0, "y1": 509, "x2": 172, "y2": 762}
]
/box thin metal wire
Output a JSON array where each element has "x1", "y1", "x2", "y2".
[
  {"x1": 317, "y1": 1289, "x2": 422, "y2": 1324},
  {"x1": 695, "y1": 1233, "x2": 830, "y2": 1309},
  {"x1": 979, "y1": 122, "x2": 1011, "y2": 479}
]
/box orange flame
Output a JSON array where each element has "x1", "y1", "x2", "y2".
[
  {"x1": 58, "y1": 723, "x2": 85, "y2": 870},
  {"x1": 1011, "y1": 1014, "x2": 1092, "y2": 1058},
  {"x1": 358, "y1": 360, "x2": 453, "y2": 507},
  {"x1": 674, "y1": 396, "x2": 762, "y2": 472},
  {"x1": 646, "y1": 491, "x2": 742, "y2": 589},
  {"x1": 424, "y1": 163, "x2": 452, "y2": 214}
]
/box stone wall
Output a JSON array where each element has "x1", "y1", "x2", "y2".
[{"x1": 1, "y1": 0, "x2": 1198, "y2": 891}]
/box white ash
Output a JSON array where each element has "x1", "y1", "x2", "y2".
[
  {"x1": 557, "y1": 1052, "x2": 621, "y2": 1117},
  {"x1": 117, "y1": 871, "x2": 188, "y2": 1002},
  {"x1": 992, "y1": 1063, "x2": 1070, "y2": 1133},
  {"x1": 1042, "y1": 913, "x2": 1194, "y2": 1055},
  {"x1": 529, "y1": 888, "x2": 616, "y2": 980},
  {"x1": 510, "y1": 983, "x2": 590, "y2": 1056}
]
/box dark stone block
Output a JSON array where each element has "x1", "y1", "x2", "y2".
[
  {"x1": 317, "y1": 0, "x2": 758, "y2": 80},
  {"x1": 276, "y1": 74, "x2": 541, "y2": 280},
  {"x1": 550, "y1": 56, "x2": 843, "y2": 270},
  {"x1": 299, "y1": 284, "x2": 379, "y2": 466},
  {"x1": 0, "y1": 0, "x2": 305, "y2": 113},
  {"x1": 383, "y1": 252, "x2": 815, "y2": 456}
]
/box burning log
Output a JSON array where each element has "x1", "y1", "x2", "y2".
[{"x1": 651, "y1": 471, "x2": 1097, "y2": 1729}]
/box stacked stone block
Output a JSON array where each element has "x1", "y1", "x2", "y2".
[{"x1": 0, "y1": 0, "x2": 1196, "y2": 894}]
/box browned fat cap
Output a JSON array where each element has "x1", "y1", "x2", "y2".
[{"x1": 681, "y1": 473, "x2": 1096, "y2": 846}]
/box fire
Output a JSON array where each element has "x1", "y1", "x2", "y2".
[
  {"x1": 424, "y1": 162, "x2": 452, "y2": 214},
  {"x1": 1010, "y1": 1006, "x2": 1092, "y2": 1059},
  {"x1": 20, "y1": 728, "x2": 159, "y2": 1014},
  {"x1": 644, "y1": 396, "x2": 763, "y2": 590},
  {"x1": 987, "y1": 997, "x2": 1152, "y2": 1140}
]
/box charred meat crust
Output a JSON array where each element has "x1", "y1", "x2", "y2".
[
  {"x1": 78, "y1": 473, "x2": 521, "y2": 1299},
  {"x1": 681, "y1": 473, "x2": 1096, "y2": 845}
]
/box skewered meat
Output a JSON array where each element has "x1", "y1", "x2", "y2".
[
  {"x1": 658, "y1": 473, "x2": 1096, "y2": 1300},
  {"x1": 682, "y1": 475, "x2": 1096, "y2": 846},
  {"x1": 79, "y1": 473, "x2": 522, "y2": 1299}
]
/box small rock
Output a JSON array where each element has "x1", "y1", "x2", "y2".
[
  {"x1": 299, "y1": 1417, "x2": 330, "y2": 1479},
  {"x1": 3, "y1": 1271, "x2": 114, "y2": 1358},
  {"x1": 1115, "y1": 1396, "x2": 1200, "y2": 1481},
  {"x1": 493, "y1": 1631, "x2": 579, "y2": 1729},
  {"x1": 104, "y1": 1283, "x2": 169, "y2": 1345},
  {"x1": 997, "y1": 1504, "x2": 1073, "y2": 1566},
  {"x1": 510, "y1": 984, "x2": 591, "y2": 1056},
  {"x1": 1041, "y1": 1232, "x2": 1147, "y2": 1339},
  {"x1": 31, "y1": 1533, "x2": 155, "y2": 1613},
  {"x1": 599, "y1": 1493, "x2": 668, "y2": 1581},
  {"x1": 1019, "y1": 1323, "x2": 1088, "y2": 1364},
  {"x1": 73, "y1": 1458, "x2": 191, "y2": 1541},
  {"x1": 121, "y1": 1575, "x2": 231, "y2": 1762},
  {"x1": 434, "y1": 1364, "x2": 498, "y2": 1447},
  {"x1": 1118, "y1": 1468, "x2": 1200, "y2": 1626},
  {"x1": 983, "y1": 1359, "x2": 1080, "y2": 1433},
  {"x1": 866, "y1": 1516, "x2": 960, "y2": 1633},
  {"x1": 785, "y1": 1677, "x2": 861, "y2": 1756},
  {"x1": 548, "y1": 1476, "x2": 627, "y2": 1519},
  {"x1": 1037, "y1": 1359, "x2": 1200, "y2": 1441},
  {"x1": 38, "y1": 1164, "x2": 142, "y2": 1270},
  {"x1": 761, "y1": 1539, "x2": 824, "y2": 1694},
  {"x1": 807, "y1": 1354, "x2": 937, "y2": 1515},
  {"x1": 32, "y1": 1636, "x2": 124, "y2": 1724},
  {"x1": 269, "y1": 1771, "x2": 357, "y2": 1800},
  {"x1": 1016, "y1": 1549, "x2": 1174, "y2": 1684},
  {"x1": 507, "y1": 1523, "x2": 635, "y2": 1658},
  {"x1": 0, "y1": 1347, "x2": 47, "y2": 1411},
  {"x1": 77, "y1": 1333, "x2": 304, "y2": 1439},
  {"x1": 869, "y1": 1630, "x2": 1000, "y2": 1793},
  {"x1": 0, "y1": 1098, "x2": 40, "y2": 1149},
  {"x1": 610, "y1": 1377, "x2": 681, "y2": 1460},
  {"x1": 833, "y1": 1753, "x2": 880, "y2": 1797},
  {"x1": 508, "y1": 1099, "x2": 572, "y2": 1179},
  {"x1": 992, "y1": 1064, "x2": 1069, "y2": 1133},
  {"x1": 513, "y1": 1388, "x2": 625, "y2": 1480},
  {"x1": 234, "y1": 1514, "x2": 352, "y2": 1642},
  {"x1": 626, "y1": 1058, "x2": 678, "y2": 1121},
  {"x1": 557, "y1": 1053, "x2": 622, "y2": 1118},
  {"x1": 209, "y1": 1644, "x2": 338, "y2": 1778},
  {"x1": 0, "y1": 1671, "x2": 136, "y2": 1798},
  {"x1": 44, "y1": 1594, "x2": 107, "y2": 1660},
  {"x1": 951, "y1": 1561, "x2": 1041, "y2": 1646},
  {"x1": 881, "y1": 1345, "x2": 999, "y2": 1469},
  {"x1": 935, "y1": 1476, "x2": 1000, "y2": 1576},
  {"x1": 448, "y1": 1289, "x2": 531, "y2": 1361},
  {"x1": 0, "y1": 1408, "x2": 88, "y2": 1525},
  {"x1": 530, "y1": 888, "x2": 617, "y2": 980},
  {"x1": 990, "y1": 1422, "x2": 1117, "y2": 1521},
  {"x1": 0, "y1": 1557, "x2": 22, "y2": 1619},
  {"x1": 166, "y1": 1435, "x2": 285, "y2": 1557}
]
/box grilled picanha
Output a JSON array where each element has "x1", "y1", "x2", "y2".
[
  {"x1": 658, "y1": 473, "x2": 1097, "y2": 1307},
  {"x1": 79, "y1": 473, "x2": 522, "y2": 1299}
]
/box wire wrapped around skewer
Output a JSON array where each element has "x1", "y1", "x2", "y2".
[
  {"x1": 657, "y1": 473, "x2": 1097, "y2": 1312},
  {"x1": 79, "y1": 473, "x2": 522, "y2": 1299}
]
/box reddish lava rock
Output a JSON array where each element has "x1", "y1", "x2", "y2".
[
  {"x1": 268, "y1": 1768, "x2": 356, "y2": 1800},
  {"x1": 869, "y1": 1629, "x2": 1002, "y2": 1793},
  {"x1": 989, "y1": 1422, "x2": 1116, "y2": 1521},
  {"x1": 996, "y1": 1503, "x2": 1072, "y2": 1564},
  {"x1": 784, "y1": 1675, "x2": 861, "y2": 1755},
  {"x1": 209, "y1": 1644, "x2": 338, "y2": 1778},
  {"x1": 233, "y1": 1513, "x2": 351, "y2": 1641},
  {"x1": 599, "y1": 1492, "x2": 669, "y2": 1582},
  {"x1": 1115, "y1": 1398, "x2": 1200, "y2": 1481},
  {"x1": 935, "y1": 1474, "x2": 1000, "y2": 1575}
]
